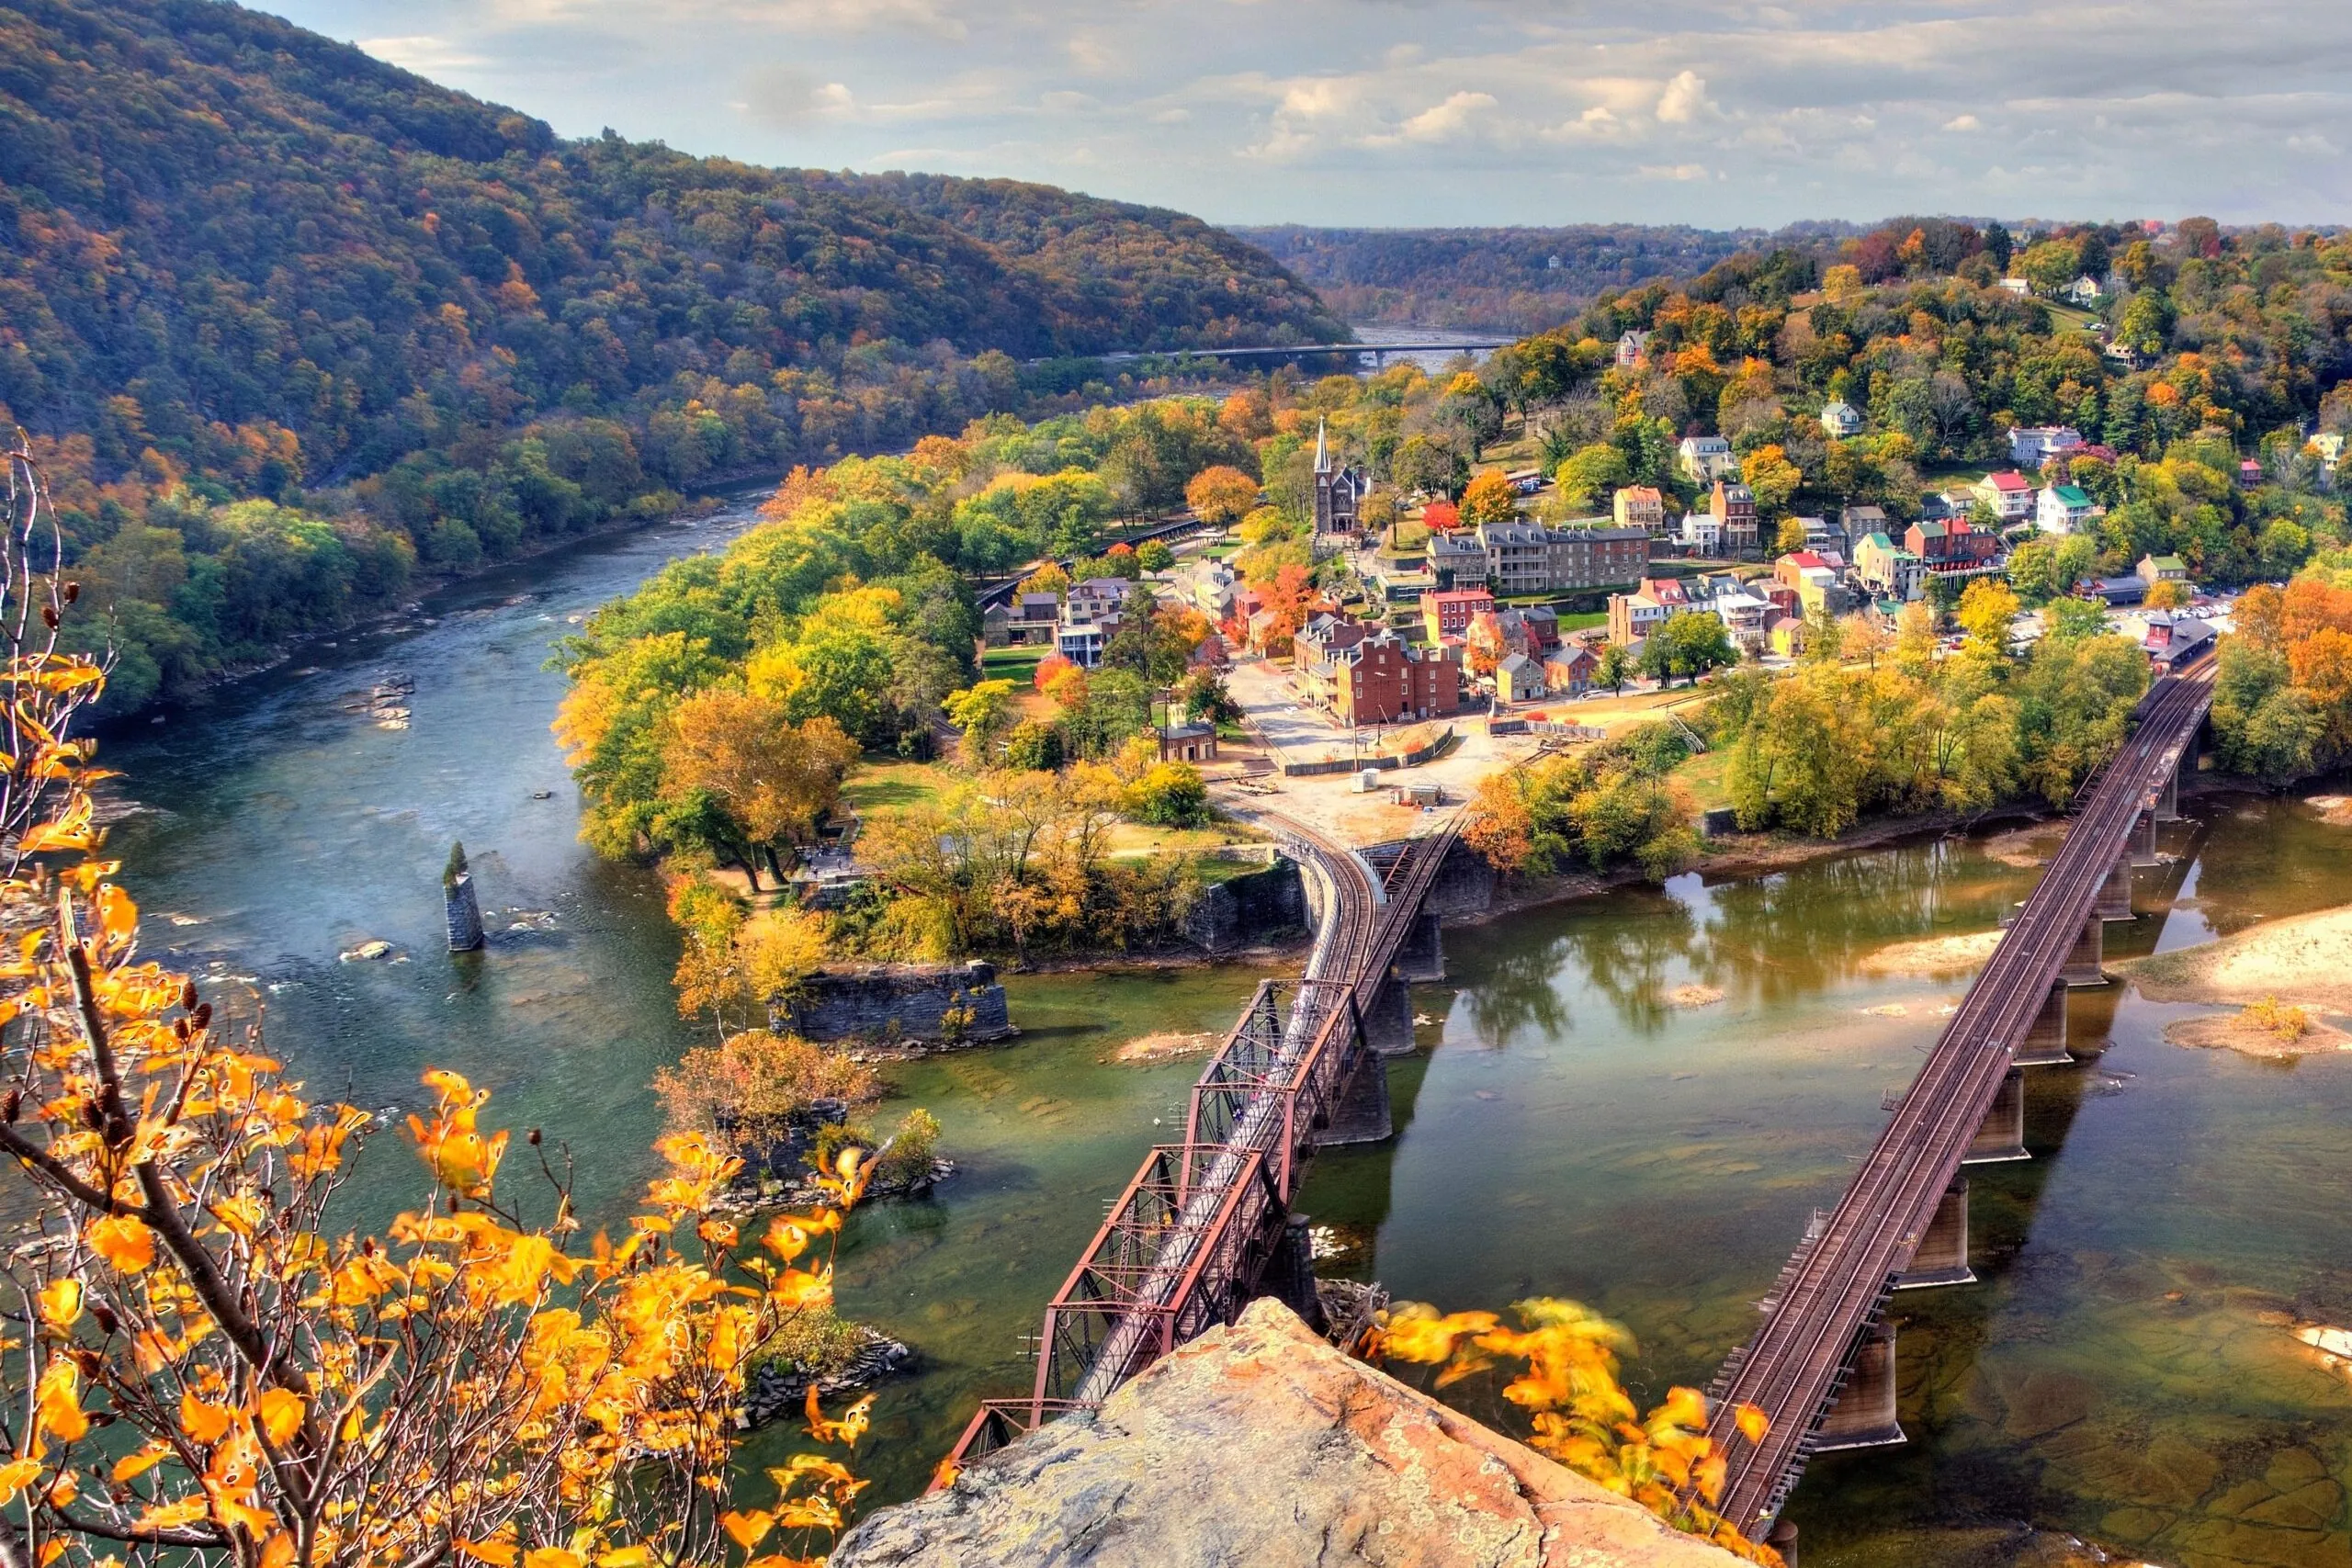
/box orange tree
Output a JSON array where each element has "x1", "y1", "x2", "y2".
[{"x1": 0, "y1": 441, "x2": 876, "y2": 1568}]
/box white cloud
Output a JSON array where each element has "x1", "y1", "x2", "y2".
[
  {"x1": 1655, "y1": 69, "x2": 1713, "y2": 124},
  {"x1": 278, "y1": 0, "x2": 2352, "y2": 226}
]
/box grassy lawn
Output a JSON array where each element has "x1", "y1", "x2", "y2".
[
  {"x1": 1556, "y1": 610, "x2": 1607, "y2": 633},
  {"x1": 981, "y1": 644, "x2": 1046, "y2": 685},
  {"x1": 1104, "y1": 819, "x2": 1271, "y2": 857},
  {"x1": 841, "y1": 756, "x2": 955, "y2": 815},
  {"x1": 1674, "y1": 750, "x2": 1734, "y2": 812}
]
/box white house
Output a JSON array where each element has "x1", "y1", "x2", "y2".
[
  {"x1": 1678, "y1": 510, "x2": 1724, "y2": 557},
  {"x1": 2065, "y1": 276, "x2": 2105, "y2": 306},
  {"x1": 1677, "y1": 435, "x2": 1737, "y2": 483},
  {"x1": 2036, "y1": 484, "x2": 2098, "y2": 535},
  {"x1": 1998, "y1": 277, "x2": 2031, "y2": 296},
  {"x1": 2008, "y1": 425, "x2": 2085, "y2": 468},
  {"x1": 1615, "y1": 330, "x2": 1652, "y2": 370},
  {"x1": 1820, "y1": 400, "x2": 1863, "y2": 439}
]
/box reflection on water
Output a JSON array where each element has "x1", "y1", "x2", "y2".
[{"x1": 84, "y1": 506, "x2": 2352, "y2": 1568}]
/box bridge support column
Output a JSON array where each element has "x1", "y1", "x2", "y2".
[
  {"x1": 1363, "y1": 974, "x2": 1418, "y2": 1057},
  {"x1": 2060, "y1": 914, "x2": 2107, "y2": 987},
  {"x1": 2014, "y1": 981, "x2": 2072, "y2": 1066},
  {"x1": 1896, "y1": 1179, "x2": 1973, "y2": 1289},
  {"x1": 1317, "y1": 1052, "x2": 1393, "y2": 1146},
  {"x1": 1963, "y1": 1067, "x2": 2029, "y2": 1164},
  {"x1": 2158, "y1": 761, "x2": 2184, "y2": 823},
  {"x1": 2132, "y1": 809, "x2": 2161, "y2": 868},
  {"x1": 2095, "y1": 854, "x2": 2135, "y2": 923},
  {"x1": 1815, "y1": 1320, "x2": 1905, "y2": 1451},
  {"x1": 1764, "y1": 1521, "x2": 1799, "y2": 1568},
  {"x1": 1262, "y1": 1212, "x2": 1329, "y2": 1336},
  {"x1": 1396, "y1": 910, "x2": 1446, "y2": 983}
]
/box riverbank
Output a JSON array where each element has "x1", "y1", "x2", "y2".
[{"x1": 2125, "y1": 901, "x2": 2352, "y2": 1017}]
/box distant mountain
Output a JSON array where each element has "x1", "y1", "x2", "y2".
[
  {"x1": 0, "y1": 0, "x2": 1340, "y2": 710},
  {"x1": 1233, "y1": 224, "x2": 1856, "y2": 333}
]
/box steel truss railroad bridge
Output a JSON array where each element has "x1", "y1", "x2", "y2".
[
  {"x1": 946, "y1": 814, "x2": 1462, "y2": 1463},
  {"x1": 943, "y1": 659, "x2": 2217, "y2": 1533}
]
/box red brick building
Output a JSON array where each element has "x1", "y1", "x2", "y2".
[
  {"x1": 1332, "y1": 632, "x2": 1460, "y2": 726},
  {"x1": 1422, "y1": 587, "x2": 1495, "y2": 642}
]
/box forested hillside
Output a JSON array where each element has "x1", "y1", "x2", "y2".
[
  {"x1": 0, "y1": 0, "x2": 1340, "y2": 711},
  {"x1": 1233, "y1": 224, "x2": 1804, "y2": 333}
]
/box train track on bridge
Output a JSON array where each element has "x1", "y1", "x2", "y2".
[
  {"x1": 944, "y1": 810, "x2": 1461, "y2": 1467},
  {"x1": 1701, "y1": 659, "x2": 2218, "y2": 1530}
]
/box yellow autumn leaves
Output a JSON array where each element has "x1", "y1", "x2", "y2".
[{"x1": 1375, "y1": 1297, "x2": 1781, "y2": 1566}]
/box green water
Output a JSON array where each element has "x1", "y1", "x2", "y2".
[{"x1": 94, "y1": 505, "x2": 2352, "y2": 1566}]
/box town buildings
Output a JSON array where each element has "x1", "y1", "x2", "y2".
[
  {"x1": 1613, "y1": 485, "x2": 1667, "y2": 536},
  {"x1": 1854, "y1": 531, "x2": 1925, "y2": 600},
  {"x1": 1678, "y1": 435, "x2": 1737, "y2": 484},
  {"x1": 1311, "y1": 420, "x2": 1373, "y2": 537},
  {"x1": 2008, "y1": 425, "x2": 2085, "y2": 468},
  {"x1": 1906, "y1": 517, "x2": 2004, "y2": 578},
  {"x1": 1422, "y1": 587, "x2": 1495, "y2": 643},
  {"x1": 1678, "y1": 510, "x2": 1723, "y2": 558},
  {"x1": 1711, "y1": 479, "x2": 1758, "y2": 557},
  {"x1": 1973, "y1": 470, "x2": 2036, "y2": 523},
  {"x1": 1428, "y1": 531, "x2": 1488, "y2": 589},
  {"x1": 1604, "y1": 576, "x2": 1685, "y2": 646},
  {"x1": 1474, "y1": 521, "x2": 1651, "y2": 595},
  {"x1": 2137, "y1": 553, "x2": 2188, "y2": 585},
  {"x1": 1329, "y1": 631, "x2": 1460, "y2": 726},
  {"x1": 2036, "y1": 484, "x2": 2098, "y2": 534}
]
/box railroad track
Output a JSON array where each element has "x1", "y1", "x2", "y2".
[
  {"x1": 944, "y1": 809, "x2": 1460, "y2": 1463},
  {"x1": 1703, "y1": 660, "x2": 2216, "y2": 1528}
]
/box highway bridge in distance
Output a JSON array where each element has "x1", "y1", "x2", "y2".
[{"x1": 1035, "y1": 338, "x2": 1514, "y2": 368}]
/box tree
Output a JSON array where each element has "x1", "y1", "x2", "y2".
[
  {"x1": 1136, "y1": 538, "x2": 1176, "y2": 572},
  {"x1": 0, "y1": 445, "x2": 882, "y2": 1568},
  {"x1": 1642, "y1": 612, "x2": 1736, "y2": 686},
  {"x1": 1033, "y1": 652, "x2": 1078, "y2": 693},
  {"x1": 1123, "y1": 762, "x2": 1210, "y2": 827},
  {"x1": 1018, "y1": 562, "x2": 1071, "y2": 601},
  {"x1": 664, "y1": 691, "x2": 858, "y2": 883},
  {"x1": 2143, "y1": 578, "x2": 2191, "y2": 610},
  {"x1": 945, "y1": 678, "x2": 1021, "y2": 765},
  {"x1": 1774, "y1": 517, "x2": 1810, "y2": 556},
  {"x1": 1175, "y1": 670, "x2": 1242, "y2": 724},
  {"x1": 1739, "y1": 445, "x2": 1803, "y2": 519},
  {"x1": 654, "y1": 1031, "x2": 883, "y2": 1158},
  {"x1": 1595, "y1": 643, "x2": 1634, "y2": 694},
  {"x1": 1185, "y1": 465, "x2": 1261, "y2": 526},
  {"x1": 1460, "y1": 469, "x2": 1519, "y2": 526},
  {"x1": 1955, "y1": 578, "x2": 2022, "y2": 663},
  {"x1": 2044, "y1": 596, "x2": 2110, "y2": 640}
]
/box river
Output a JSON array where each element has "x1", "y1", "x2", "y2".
[{"x1": 96, "y1": 497, "x2": 2352, "y2": 1568}]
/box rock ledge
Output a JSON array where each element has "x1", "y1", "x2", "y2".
[{"x1": 832, "y1": 1298, "x2": 1746, "y2": 1567}]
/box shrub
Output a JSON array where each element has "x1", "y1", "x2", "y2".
[{"x1": 652, "y1": 1030, "x2": 880, "y2": 1156}]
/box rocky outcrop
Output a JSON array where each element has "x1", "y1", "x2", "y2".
[
  {"x1": 1182, "y1": 856, "x2": 1308, "y2": 953},
  {"x1": 831, "y1": 1299, "x2": 1747, "y2": 1568},
  {"x1": 772, "y1": 962, "x2": 1012, "y2": 1045}
]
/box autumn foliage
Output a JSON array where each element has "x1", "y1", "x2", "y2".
[
  {"x1": 1374, "y1": 1298, "x2": 1780, "y2": 1564},
  {"x1": 0, "y1": 442, "x2": 877, "y2": 1568}
]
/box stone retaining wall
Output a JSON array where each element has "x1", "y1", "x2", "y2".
[{"x1": 774, "y1": 962, "x2": 1013, "y2": 1045}]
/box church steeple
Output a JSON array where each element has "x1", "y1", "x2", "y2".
[{"x1": 1314, "y1": 417, "x2": 1330, "y2": 475}]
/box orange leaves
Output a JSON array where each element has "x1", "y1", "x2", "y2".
[
  {"x1": 179, "y1": 1391, "x2": 233, "y2": 1444},
  {"x1": 38, "y1": 1279, "x2": 83, "y2": 1330},
  {"x1": 87, "y1": 1213, "x2": 154, "y2": 1272},
  {"x1": 34, "y1": 1359, "x2": 90, "y2": 1444},
  {"x1": 407, "y1": 1068, "x2": 509, "y2": 1198},
  {"x1": 720, "y1": 1510, "x2": 775, "y2": 1550},
  {"x1": 0, "y1": 1457, "x2": 44, "y2": 1506},
  {"x1": 803, "y1": 1389, "x2": 872, "y2": 1450},
  {"x1": 1733, "y1": 1402, "x2": 1770, "y2": 1446},
  {"x1": 255, "y1": 1389, "x2": 305, "y2": 1448}
]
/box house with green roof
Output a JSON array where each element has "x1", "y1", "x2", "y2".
[
  {"x1": 2035, "y1": 483, "x2": 2099, "y2": 535},
  {"x1": 1855, "y1": 531, "x2": 1925, "y2": 601}
]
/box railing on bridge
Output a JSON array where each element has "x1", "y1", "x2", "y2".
[
  {"x1": 939, "y1": 818, "x2": 1461, "y2": 1472},
  {"x1": 1697, "y1": 660, "x2": 2218, "y2": 1531}
]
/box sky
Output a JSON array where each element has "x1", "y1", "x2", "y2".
[{"x1": 259, "y1": 0, "x2": 2348, "y2": 231}]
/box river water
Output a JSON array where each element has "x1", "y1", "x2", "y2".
[{"x1": 96, "y1": 498, "x2": 2352, "y2": 1568}]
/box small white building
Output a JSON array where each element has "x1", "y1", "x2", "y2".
[
  {"x1": 1678, "y1": 510, "x2": 1724, "y2": 558},
  {"x1": 2065, "y1": 276, "x2": 2105, "y2": 306},
  {"x1": 2036, "y1": 484, "x2": 2098, "y2": 536},
  {"x1": 1820, "y1": 400, "x2": 1863, "y2": 439}
]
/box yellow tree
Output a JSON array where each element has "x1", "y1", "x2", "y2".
[
  {"x1": 0, "y1": 443, "x2": 879, "y2": 1568},
  {"x1": 1183, "y1": 466, "x2": 1261, "y2": 528},
  {"x1": 1955, "y1": 577, "x2": 2022, "y2": 664},
  {"x1": 1458, "y1": 469, "x2": 1518, "y2": 527}
]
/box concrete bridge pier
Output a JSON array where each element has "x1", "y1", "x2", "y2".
[
  {"x1": 2157, "y1": 761, "x2": 2184, "y2": 823},
  {"x1": 1814, "y1": 1321, "x2": 1905, "y2": 1451},
  {"x1": 1896, "y1": 1179, "x2": 1974, "y2": 1289},
  {"x1": 2014, "y1": 982, "x2": 2073, "y2": 1066},
  {"x1": 1363, "y1": 973, "x2": 1419, "y2": 1057},
  {"x1": 1963, "y1": 1067, "x2": 2029, "y2": 1164},
  {"x1": 1262, "y1": 1212, "x2": 1329, "y2": 1336},
  {"x1": 1396, "y1": 910, "x2": 1446, "y2": 983},
  {"x1": 2131, "y1": 809, "x2": 2162, "y2": 868},
  {"x1": 1317, "y1": 1049, "x2": 1395, "y2": 1145},
  {"x1": 2095, "y1": 854, "x2": 2135, "y2": 923},
  {"x1": 2060, "y1": 913, "x2": 2107, "y2": 987}
]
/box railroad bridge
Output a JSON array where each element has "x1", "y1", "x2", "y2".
[
  {"x1": 1702, "y1": 660, "x2": 2220, "y2": 1543},
  {"x1": 945, "y1": 814, "x2": 1477, "y2": 1462}
]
